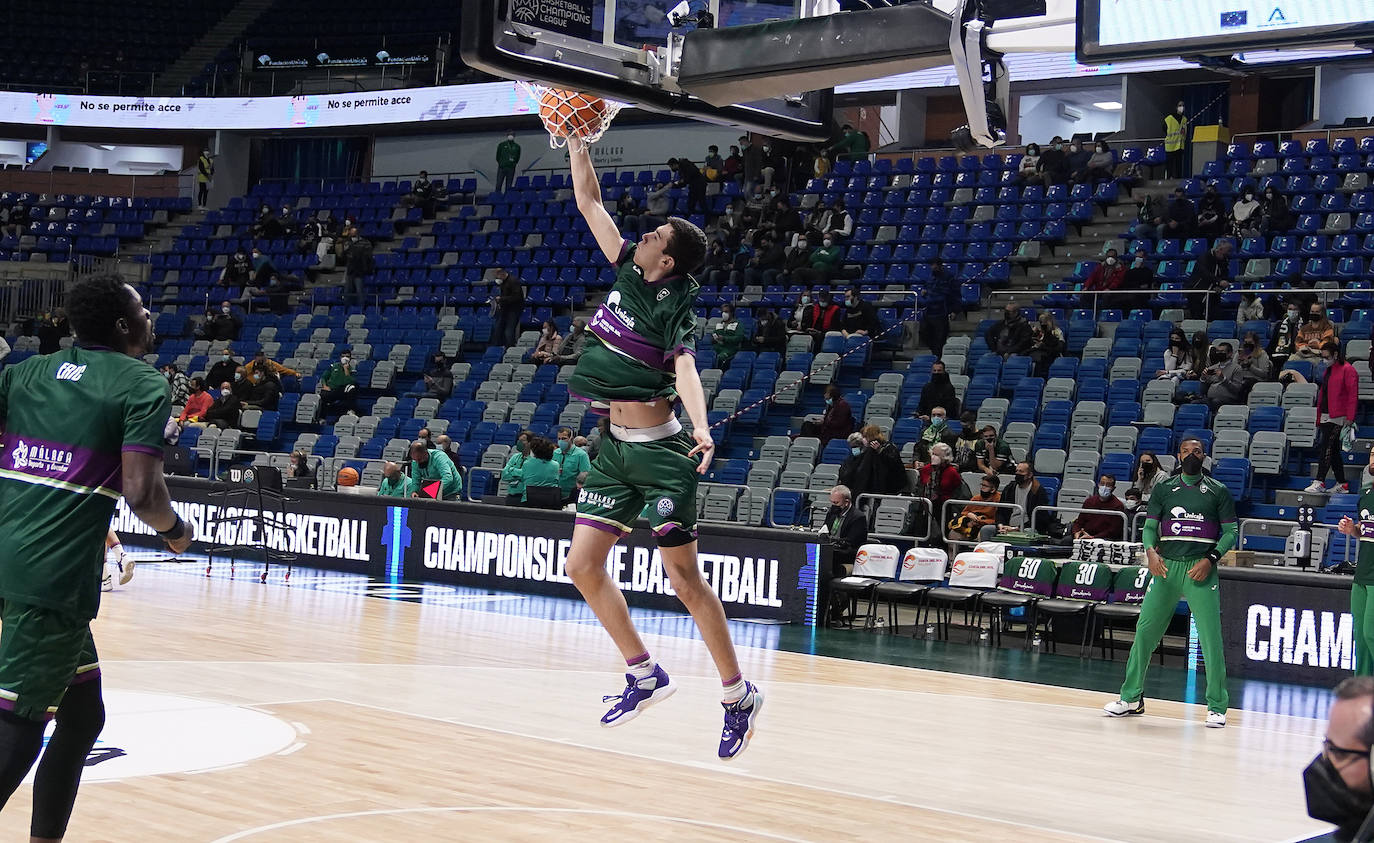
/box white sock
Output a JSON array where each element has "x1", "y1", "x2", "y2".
[
  {"x1": 722, "y1": 674, "x2": 749, "y2": 704},
  {"x1": 627, "y1": 654, "x2": 656, "y2": 681}
]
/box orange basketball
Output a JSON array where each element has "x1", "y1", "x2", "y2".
[
  {"x1": 538, "y1": 88, "x2": 609, "y2": 140},
  {"x1": 336, "y1": 467, "x2": 360, "y2": 487}
]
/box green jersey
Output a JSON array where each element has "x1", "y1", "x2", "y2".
[
  {"x1": 554, "y1": 444, "x2": 591, "y2": 497},
  {"x1": 0, "y1": 346, "x2": 169, "y2": 618},
  {"x1": 1355, "y1": 487, "x2": 1374, "y2": 586},
  {"x1": 520, "y1": 457, "x2": 561, "y2": 503},
  {"x1": 502, "y1": 451, "x2": 526, "y2": 497},
  {"x1": 567, "y1": 241, "x2": 699, "y2": 406},
  {"x1": 1144, "y1": 473, "x2": 1237, "y2": 562}
]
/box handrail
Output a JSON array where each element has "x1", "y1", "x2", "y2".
[
  {"x1": 765, "y1": 484, "x2": 830, "y2": 529},
  {"x1": 1230, "y1": 127, "x2": 1374, "y2": 154},
  {"x1": 987, "y1": 284, "x2": 1354, "y2": 323},
  {"x1": 1031, "y1": 503, "x2": 1129, "y2": 541},
  {"x1": 1237, "y1": 516, "x2": 1353, "y2": 568},
  {"x1": 940, "y1": 497, "x2": 1026, "y2": 555},
  {"x1": 857, "y1": 491, "x2": 933, "y2": 544}
]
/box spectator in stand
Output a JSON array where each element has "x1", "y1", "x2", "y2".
[
  {"x1": 502, "y1": 432, "x2": 531, "y2": 506},
  {"x1": 495, "y1": 133, "x2": 521, "y2": 193},
  {"x1": 160, "y1": 363, "x2": 190, "y2": 406},
  {"x1": 1158, "y1": 329, "x2": 1194, "y2": 380},
  {"x1": 532, "y1": 320, "x2": 562, "y2": 361},
  {"x1": 978, "y1": 462, "x2": 1051, "y2": 540},
  {"x1": 553, "y1": 427, "x2": 592, "y2": 505},
  {"x1": 840, "y1": 425, "x2": 907, "y2": 501},
  {"x1": 703, "y1": 145, "x2": 724, "y2": 181},
  {"x1": 792, "y1": 235, "x2": 844, "y2": 286},
  {"x1": 1152, "y1": 187, "x2": 1196, "y2": 241},
  {"x1": 1188, "y1": 330, "x2": 1211, "y2": 379},
  {"x1": 1072, "y1": 474, "x2": 1127, "y2": 540},
  {"x1": 986, "y1": 302, "x2": 1033, "y2": 358},
  {"x1": 948, "y1": 474, "x2": 1002, "y2": 543},
  {"x1": 1120, "y1": 247, "x2": 1155, "y2": 312},
  {"x1": 771, "y1": 235, "x2": 815, "y2": 285},
  {"x1": 1260, "y1": 185, "x2": 1293, "y2": 234},
  {"x1": 703, "y1": 241, "x2": 735, "y2": 285},
  {"x1": 318, "y1": 348, "x2": 358, "y2": 419},
  {"x1": 276, "y1": 205, "x2": 297, "y2": 239},
  {"x1": 1195, "y1": 183, "x2": 1227, "y2": 236},
  {"x1": 1240, "y1": 330, "x2": 1272, "y2": 381},
  {"x1": 1064, "y1": 140, "x2": 1092, "y2": 183},
  {"x1": 750, "y1": 308, "x2": 787, "y2": 354},
  {"x1": 207, "y1": 346, "x2": 241, "y2": 391},
  {"x1": 243, "y1": 349, "x2": 298, "y2": 384},
  {"x1": 1202, "y1": 342, "x2": 1259, "y2": 411},
  {"x1": 537, "y1": 318, "x2": 588, "y2": 366},
  {"x1": 218, "y1": 249, "x2": 253, "y2": 288},
  {"x1": 1016, "y1": 144, "x2": 1041, "y2": 183},
  {"x1": 1084, "y1": 249, "x2": 1126, "y2": 293},
  {"x1": 616, "y1": 191, "x2": 641, "y2": 230},
  {"x1": 916, "y1": 441, "x2": 963, "y2": 530},
  {"x1": 1294, "y1": 302, "x2": 1337, "y2": 363},
  {"x1": 804, "y1": 384, "x2": 854, "y2": 445},
  {"x1": 378, "y1": 461, "x2": 412, "y2": 498},
  {"x1": 1133, "y1": 452, "x2": 1163, "y2": 499},
  {"x1": 831, "y1": 124, "x2": 871, "y2": 162},
  {"x1": 626, "y1": 182, "x2": 671, "y2": 236},
  {"x1": 410, "y1": 439, "x2": 462, "y2": 501},
  {"x1": 740, "y1": 135, "x2": 766, "y2": 187},
  {"x1": 1188, "y1": 239, "x2": 1233, "y2": 320},
  {"x1": 668, "y1": 157, "x2": 707, "y2": 215},
  {"x1": 722, "y1": 145, "x2": 743, "y2": 182},
  {"x1": 1231, "y1": 186, "x2": 1262, "y2": 237},
  {"x1": 1307, "y1": 341, "x2": 1358, "y2": 494},
  {"x1": 1036, "y1": 137, "x2": 1071, "y2": 188},
  {"x1": 494, "y1": 268, "x2": 524, "y2": 348},
  {"x1": 519, "y1": 435, "x2": 562, "y2": 508},
  {"x1": 177, "y1": 378, "x2": 212, "y2": 427},
  {"x1": 240, "y1": 350, "x2": 297, "y2": 411},
  {"x1": 951, "y1": 411, "x2": 981, "y2": 472},
  {"x1": 288, "y1": 450, "x2": 313, "y2": 480},
  {"x1": 916, "y1": 360, "x2": 959, "y2": 421},
  {"x1": 436, "y1": 435, "x2": 462, "y2": 479},
  {"x1": 1079, "y1": 140, "x2": 1116, "y2": 183},
  {"x1": 767, "y1": 196, "x2": 804, "y2": 245},
  {"x1": 298, "y1": 212, "x2": 327, "y2": 257},
  {"x1": 409, "y1": 352, "x2": 454, "y2": 400},
  {"x1": 921, "y1": 260, "x2": 960, "y2": 357},
  {"x1": 36, "y1": 309, "x2": 69, "y2": 354},
  {"x1": 1270, "y1": 299, "x2": 1305, "y2": 368},
  {"x1": 819, "y1": 484, "x2": 868, "y2": 621},
  {"x1": 975, "y1": 425, "x2": 1015, "y2": 476},
  {"x1": 791, "y1": 289, "x2": 842, "y2": 352},
  {"x1": 841, "y1": 288, "x2": 879, "y2": 339},
  {"x1": 1237, "y1": 291, "x2": 1266, "y2": 324},
  {"x1": 710, "y1": 304, "x2": 744, "y2": 368},
  {"x1": 203, "y1": 381, "x2": 242, "y2": 429},
  {"x1": 198, "y1": 301, "x2": 243, "y2": 342},
  {"x1": 407, "y1": 170, "x2": 435, "y2": 218},
  {"x1": 1123, "y1": 488, "x2": 1143, "y2": 531}
]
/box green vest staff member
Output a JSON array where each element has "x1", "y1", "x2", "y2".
[
  {"x1": 502, "y1": 434, "x2": 530, "y2": 506},
  {"x1": 377, "y1": 461, "x2": 412, "y2": 498},
  {"x1": 1104, "y1": 436, "x2": 1237, "y2": 727},
  {"x1": 520, "y1": 436, "x2": 562, "y2": 506},
  {"x1": 554, "y1": 427, "x2": 591, "y2": 504},
  {"x1": 1338, "y1": 450, "x2": 1374, "y2": 675},
  {"x1": 409, "y1": 440, "x2": 461, "y2": 501}
]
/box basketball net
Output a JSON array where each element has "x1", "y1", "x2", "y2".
[{"x1": 521, "y1": 82, "x2": 625, "y2": 149}]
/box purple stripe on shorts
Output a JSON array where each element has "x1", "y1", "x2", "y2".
[
  {"x1": 70, "y1": 667, "x2": 101, "y2": 686},
  {"x1": 576, "y1": 516, "x2": 629, "y2": 537},
  {"x1": 0, "y1": 697, "x2": 55, "y2": 722},
  {"x1": 0, "y1": 433, "x2": 124, "y2": 493}
]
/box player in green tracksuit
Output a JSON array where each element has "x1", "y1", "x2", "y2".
[
  {"x1": 1337, "y1": 450, "x2": 1374, "y2": 675},
  {"x1": 0, "y1": 275, "x2": 193, "y2": 838},
  {"x1": 1104, "y1": 437, "x2": 1237, "y2": 727}
]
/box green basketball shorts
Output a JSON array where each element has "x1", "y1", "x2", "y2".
[
  {"x1": 0, "y1": 601, "x2": 99, "y2": 721},
  {"x1": 576, "y1": 418, "x2": 700, "y2": 542}
]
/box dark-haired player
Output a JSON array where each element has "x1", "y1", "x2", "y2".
[
  {"x1": 0, "y1": 275, "x2": 192, "y2": 840},
  {"x1": 563, "y1": 137, "x2": 762, "y2": 760}
]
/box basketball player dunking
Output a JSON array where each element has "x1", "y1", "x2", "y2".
[{"x1": 562, "y1": 136, "x2": 763, "y2": 759}]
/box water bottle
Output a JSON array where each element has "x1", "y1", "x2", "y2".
[
  {"x1": 978, "y1": 627, "x2": 990, "y2": 645},
  {"x1": 923, "y1": 622, "x2": 936, "y2": 639},
  {"x1": 1031, "y1": 632, "x2": 1043, "y2": 651}
]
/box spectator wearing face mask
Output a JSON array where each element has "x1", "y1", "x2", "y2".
[
  {"x1": 792, "y1": 236, "x2": 844, "y2": 285},
  {"x1": 1238, "y1": 331, "x2": 1272, "y2": 381},
  {"x1": 1084, "y1": 250, "x2": 1126, "y2": 292},
  {"x1": 986, "y1": 303, "x2": 1033, "y2": 358},
  {"x1": 1064, "y1": 140, "x2": 1092, "y2": 181},
  {"x1": 207, "y1": 347, "x2": 241, "y2": 390},
  {"x1": 1017, "y1": 144, "x2": 1041, "y2": 183},
  {"x1": 199, "y1": 301, "x2": 243, "y2": 341},
  {"x1": 1188, "y1": 240, "x2": 1233, "y2": 320},
  {"x1": 1072, "y1": 474, "x2": 1127, "y2": 541},
  {"x1": 1120, "y1": 248, "x2": 1155, "y2": 312},
  {"x1": 1195, "y1": 184, "x2": 1227, "y2": 236},
  {"x1": 979, "y1": 462, "x2": 1050, "y2": 540},
  {"x1": 948, "y1": 475, "x2": 1002, "y2": 543},
  {"x1": 160, "y1": 364, "x2": 190, "y2": 406},
  {"x1": 1237, "y1": 291, "x2": 1266, "y2": 324},
  {"x1": 532, "y1": 320, "x2": 562, "y2": 361},
  {"x1": 1157, "y1": 330, "x2": 1194, "y2": 380},
  {"x1": 837, "y1": 432, "x2": 867, "y2": 491},
  {"x1": 1202, "y1": 341, "x2": 1258, "y2": 411},
  {"x1": 319, "y1": 348, "x2": 358, "y2": 419},
  {"x1": 178, "y1": 378, "x2": 212, "y2": 427},
  {"x1": 203, "y1": 380, "x2": 242, "y2": 429},
  {"x1": 743, "y1": 235, "x2": 786, "y2": 286},
  {"x1": 1081, "y1": 140, "x2": 1115, "y2": 183},
  {"x1": 806, "y1": 384, "x2": 854, "y2": 445},
  {"x1": 921, "y1": 260, "x2": 960, "y2": 357},
  {"x1": 840, "y1": 289, "x2": 879, "y2": 339},
  {"x1": 710, "y1": 305, "x2": 744, "y2": 368},
  {"x1": 1122, "y1": 487, "x2": 1143, "y2": 524},
  {"x1": 916, "y1": 361, "x2": 960, "y2": 421},
  {"x1": 1303, "y1": 677, "x2": 1374, "y2": 840},
  {"x1": 503, "y1": 432, "x2": 532, "y2": 506},
  {"x1": 1030, "y1": 314, "x2": 1064, "y2": 379},
  {"x1": 1152, "y1": 188, "x2": 1196, "y2": 241},
  {"x1": 554, "y1": 426, "x2": 592, "y2": 505},
  {"x1": 920, "y1": 406, "x2": 952, "y2": 448},
  {"x1": 1270, "y1": 300, "x2": 1305, "y2": 367},
  {"x1": 750, "y1": 308, "x2": 787, "y2": 354},
  {"x1": 723, "y1": 145, "x2": 743, "y2": 182},
  {"x1": 1133, "y1": 453, "x2": 1162, "y2": 499},
  {"x1": 1307, "y1": 342, "x2": 1358, "y2": 495},
  {"x1": 1231, "y1": 187, "x2": 1262, "y2": 237},
  {"x1": 917, "y1": 442, "x2": 963, "y2": 530},
  {"x1": 951, "y1": 411, "x2": 981, "y2": 472},
  {"x1": 1260, "y1": 185, "x2": 1292, "y2": 234},
  {"x1": 1036, "y1": 137, "x2": 1071, "y2": 188},
  {"x1": 240, "y1": 350, "x2": 298, "y2": 411},
  {"x1": 792, "y1": 290, "x2": 841, "y2": 352},
  {"x1": 840, "y1": 425, "x2": 907, "y2": 502},
  {"x1": 543, "y1": 318, "x2": 588, "y2": 366},
  {"x1": 703, "y1": 145, "x2": 724, "y2": 181},
  {"x1": 410, "y1": 352, "x2": 454, "y2": 399},
  {"x1": 1294, "y1": 303, "x2": 1337, "y2": 363},
  {"x1": 1164, "y1": 101, "x2": 1188, "y2": 179},
  {"x1": 976, "y1": 425, "x2": 1015, "y2": 476}
]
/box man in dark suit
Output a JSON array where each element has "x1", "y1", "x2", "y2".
[{"x1": 820, "y1": 484, "x2": 868, "y2": 624}]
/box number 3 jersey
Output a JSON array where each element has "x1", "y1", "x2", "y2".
[
  {"x1": 0, "y1": 347, "x2": 170, "y2": 618},
  {"x1": 567, "y1": 240, "x2": 699, "y2": 409}
]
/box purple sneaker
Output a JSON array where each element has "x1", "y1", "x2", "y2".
[
  {"x1": 718, "y1": 683, "x2": 763, "y2": 760},
  {"x1": 600, "y1": 664, "x2": 676, "y2": 727}
]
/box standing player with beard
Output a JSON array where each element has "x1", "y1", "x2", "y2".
[
  {"x1": 1338, "y1": 450, "x2": 1374, "y2": 675},
  {"x1": 562, "y1": 136, "x2": 762, "y2": 760},
  {"x1": 0, "y1": 275, "x2": 193, "y2": 840},
  {"x1": 1103, "y1": 436, "x2": 1236, "y2": 728}
]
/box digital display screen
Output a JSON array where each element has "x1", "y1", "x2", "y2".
[
  {"x1": 1079, "y1": 0, "x2": 1374, "y2": 62},
  {"x1": 25, "y1": 141, "x2": 47, "y2": 164}
]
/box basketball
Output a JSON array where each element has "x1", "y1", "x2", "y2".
[
  {"x1": 538, "y1": 88, "x2": 609, "y2": 141},
  {"x1": 336, "y1": 467, "x2": 360, "y2": 487}
]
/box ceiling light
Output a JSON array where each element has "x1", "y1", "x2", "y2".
[{"x1": 1093, "y1": 101, "x2": 1123, "y2": 110}]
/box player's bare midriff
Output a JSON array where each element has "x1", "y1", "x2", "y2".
[{"x1": 608, "y1": 397, "x2": 675, "y2": 429}]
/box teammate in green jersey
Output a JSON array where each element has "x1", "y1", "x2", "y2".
[
  {"x1": 1338, "y1": 450, "x2": 1374, "y2": 675},
  {"x1": 563, "y1": 136, "x2": 761, "y2": 760},
  {"x1": 0, "y1": 275, "x2": 193, "y2": 840},
  {"x1": 1104, "y1": 437, "x2": 1237, "y2": 727}
]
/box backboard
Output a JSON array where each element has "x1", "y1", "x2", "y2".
[{"x1": 459, "y1": 1, "x2": 835, "y2": 141}]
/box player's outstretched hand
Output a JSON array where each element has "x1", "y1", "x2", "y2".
[
  {"x1": 1187, "y1": 559, "x2": 1212, "y2": 582},
  {"x1": 1146, "y1": 546, "x2": 1167, "y2": 578},
  {"x1": 689, "y1": 428, "x2": 715, "y2": 475}
]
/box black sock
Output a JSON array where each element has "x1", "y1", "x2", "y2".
[
  {"x1": 31, "y1": 678, "x2": 105, "y2": 840},
  {"x1": 0, "y1": 708, "x2": 46, "y2": 811}
]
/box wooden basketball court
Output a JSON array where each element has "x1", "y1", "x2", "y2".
[{"x1": 0, "y1": 559, "x2": 1331, "y2": 842}]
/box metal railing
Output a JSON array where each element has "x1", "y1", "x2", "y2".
[
  {"x1": 1031, "y1": 503, "x2": 1130, "y2": 542},
  {"x1": 940, "y1": 497, "x2": 1026, "y2": 555},
  {"x1": 1237, "y1": 516, "x2": 1354, "y2": 568},
  {"x1": 857, "y1": 491, "x2": 935, "y2": 543},
  {"x1": 766, "y1": 484, "x2": 830, "y2": 529},
  {"x1": 987, "y1": 284, "x2": 1356, "y2": 324}
]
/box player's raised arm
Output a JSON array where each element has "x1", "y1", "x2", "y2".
[{"x1": 568, "y1": 138, "x2": 624, "y2": 263}]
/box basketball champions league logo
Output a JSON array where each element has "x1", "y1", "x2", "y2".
[{"x1": 511, "y1": 0, "x2": 539, "y2": 23}]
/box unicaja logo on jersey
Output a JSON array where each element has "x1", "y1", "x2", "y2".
[
  {"x1": 604, "y1": 291, "x2": 636, "y2": 329},
  {"x1": 10, "y1": 440, "x2": 71, "y2": 474},
  {"x1": 54, "y1": 362, "x2": 87, "y2": 382}
]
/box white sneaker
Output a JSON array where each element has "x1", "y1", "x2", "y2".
[
  {"x1": 1330, "y1": 483, "x2": 1350, "y2": 494},
  {"x1": 1205, "y1": 711, "x2": 1227, "y2": 728},
  {"x1": 1303, "y1": 481, "x2": 1327, "y2": 493},
  {"x1": 1103, "y1": 698, "x2": 1145, "y2": 717},
  {"x1": 118, "y1": 556, "x2": 135, "y2": 586},
  {"x1": 100, "y1": 572, "x2": 113, "y2": 592}
]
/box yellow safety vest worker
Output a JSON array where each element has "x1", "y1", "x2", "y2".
[{"x1": 1164, "y1": 114, "x2": 1187, "y2": 152}]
